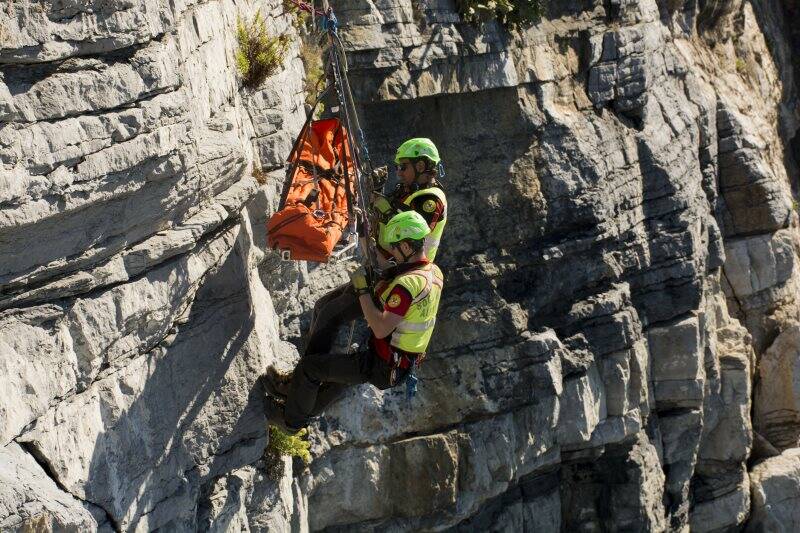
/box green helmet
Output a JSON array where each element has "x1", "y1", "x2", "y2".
[
  {"x1": 384, "y1": 211, "x2": 431, "y2": 244},
  {"x1": 394, "y1": 138, "x2": 441, "y2": 164}
]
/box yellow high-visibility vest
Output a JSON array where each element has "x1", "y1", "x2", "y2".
[
  {"x1": 377, "y1": 186, "x2": 448, "y2": 261},
  {"x1": 379, "y1": 263, "x2": 444, "y2": 353}
]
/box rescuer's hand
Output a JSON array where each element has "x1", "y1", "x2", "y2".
[
  {"x1": 349, "y1": 266, "x2": 370, "y2": 295},
  {"x1": 372, "y1": 194, "x2": 392, "y2": 218},
  {"x1": 370, "y1": 166, "x2": 388, "y2": 188}
]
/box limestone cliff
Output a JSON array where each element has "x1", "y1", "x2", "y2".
[{"x1": 1, "y1": 0, "x2": 799, "y2": 531}]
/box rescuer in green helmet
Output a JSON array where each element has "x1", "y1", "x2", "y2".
[
  {"x1": 263, "y1": 210, "x2": 445, "y2": 432},
  {"x1": 261, "y1": 139, "x2": 449, "y2": 426},
  {"x1": 299, "y1": 137, "x2": 448, "y2": 357},
  {"x1": 374, "y1": 137, "x2": 447, "y2": 264}
]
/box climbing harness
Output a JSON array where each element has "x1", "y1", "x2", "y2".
[{"x1": 267, "y1": 1, "x2": 379, "y2": 274}]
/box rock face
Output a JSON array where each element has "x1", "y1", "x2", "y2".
[
  {"x1": 1, "y1": 0, "x2": 799, "y2": 532},
  {"x1": 755, "y1": 325, "x2": 800, "y2": 449},
  {"x1": 1, "y1": 0, "x2": 305, "y2": 529},
  {"x1": 748, "y1": 448, "x2": 800, "y2": 532}
]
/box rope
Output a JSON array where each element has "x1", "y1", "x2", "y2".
[
  {"x1": 285, "y1": 0, "x2": 327, "y2": 17},
  {"x1": 282, "y1": 2, "x2": 377, "y2": 267},
  {"x1": 345, "y1": 319, "x2": 356, "y2": 354},
  {"x1": 330, "y1": 32, "x2": 372, "y2": 172},
  {"x1": 327, "y1": 34, "x2": 376, "y2": 255}
]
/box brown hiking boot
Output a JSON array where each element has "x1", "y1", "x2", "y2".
[
  {"x1": 262, "y1": 366, "x2": 293, "y2": 400},
  {"x1": 263, "y1": 395, "x2": 304, "y2": 434}
]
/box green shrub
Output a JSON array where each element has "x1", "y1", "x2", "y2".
[
  {"x1": 457, "y1": 0, "x2": 543, "y2": 28},
  {"x1": 268, "y1": 425, "x2": 311, "y2": 464},
  {"x1": 280, "y1": 0, "x2": 326, "y2": 108},
  {"x1": 735, "y1": 57, "x2": 747, "y2": 75},
  {"x1": 236, "y1": 11, "x2": 290, "y2": 89}
]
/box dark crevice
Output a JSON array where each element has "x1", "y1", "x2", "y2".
[
  {"x1": 17, "y1": 440, "x2": 122, "y2": 533},
  {"x1": 639, "y1": 310, "x2": 696, "y2": 330},
  {"x1": 0, "y1": 194, "x2": 243, "y2": 312},
  {"x1": 0, "y1": 31, "x2": 167, "y2": 68},
  {"x1": 720, "y1": 267, "x2": 746, "y2": 318},
  {"x1": 1, "y1": 85, "x2": 180, "y2": 126},
  {"x1": 655, "y1": 406, "x2": 699, "y2": 419},
  {"x1": 1, "y1": 35, "x2": 159, "y2": 84}
]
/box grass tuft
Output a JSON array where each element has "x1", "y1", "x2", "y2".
[
  {"x1": 236, "y1": 10, "x2": 290, "y2": 89},
  {"x1": 252, "y1": 167, "x2": 268, "y2": 185},
  {"x1": 456, "y1": 0, "x2": 543, "y2": 28},
  {"x1": 299, "y1": 37, "x2": 325, "y2": 107},
  {"x1": 281, "y1": 0, "x2": 326, "y2": 108},
  {"x1": 268, "y1": 425, "x2": 311, "y2": 465}
]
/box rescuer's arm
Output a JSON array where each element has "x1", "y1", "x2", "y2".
[
  {"x1": 358, "y1": 293, "x2": 403, "y2": 339},
  {"x1": 349, "y1": 267, "x2": 404, "y2": 338}
]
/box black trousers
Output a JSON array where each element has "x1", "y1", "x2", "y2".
[
  {"x1": 284, "y1": 348, "x2": 405, "y2": 428},
  {"x1": 299, "y1": 283, "x2": 362, "y2": 415},
  {"x1": 288, "y1": 283, "x2": 408, "y2": 427},
  {"x1": 286, "y1": 283, "x2": 366, "y2": 427},
  {"x1": 303, "y1": 282, "x2": 362, "y2": 356}
]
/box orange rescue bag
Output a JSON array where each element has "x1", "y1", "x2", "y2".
[{"x1": 267, "y1": 118, "x2": 355, "y2": 262}]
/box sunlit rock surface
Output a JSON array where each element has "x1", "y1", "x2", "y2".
[{"x1": 1, "y1": 0, "x2": 799, "y2": 530}]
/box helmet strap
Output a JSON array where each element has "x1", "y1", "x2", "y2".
[
  {"x1": 412, "y1": 160, "x2": 423, "y2": 183},
  {"x1": 393, "y1": 243, "x2": 413, "y2": 263},
  {"x1": 413, "y1": 166, "x2": 435, "y2": 189}
]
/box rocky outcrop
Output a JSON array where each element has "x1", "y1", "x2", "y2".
[
  {"x1": 748, "y1": 448, "x2": 800, "y2": 532},
  {"x1": 1, "y1": 0, "x2": 799, "y2": 531},
  {"x1": 754, "y1": 325, "x2": 800, "y2": 449},
  {"x1": 0, "y1": 442, "x2": 104, "y2": 531},
  {"x1": 1, "y1": 0, "x2": 305, "y2": 529}
]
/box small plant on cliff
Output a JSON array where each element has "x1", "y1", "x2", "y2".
[
  {"x1": 283, "y1": 0, "x2": 311, "y2": 31},
  {"x1": 735, "y1": 57, "x2": 747, "y2": 75},
  {"x1": 252, "y1": 167, "x2": 268, "y2": 185},
  {"x1": 266, "y1": 425, "x2": 311, "y2": 472},
  {"x1": 282, "y1": 0, "x2": 326, "y2": 108},
  {"x1": 457, "y1": 0, "x2": 543, "y2": 28},
  {"x1": 299, "y1": 37, "x2": 325, "y2": 106},
  {"x1": 236, "y1": 11, "x2": 290, "y2": 89}
]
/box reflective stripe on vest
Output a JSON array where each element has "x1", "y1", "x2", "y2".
[
  {"x1": 403, "y1": 187, "x2": 447, "y2": 263},
  {"x1": 395, "y1": 317, "x2": 436, "y2": 333},
  {"x1": 380, "y1": 263, "x2": 444, "y2": 354}
]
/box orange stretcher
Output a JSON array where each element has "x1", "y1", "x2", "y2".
[{"x1": 266, "y1": 117, "x2": 356, "y2": 262}]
